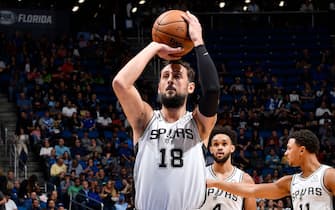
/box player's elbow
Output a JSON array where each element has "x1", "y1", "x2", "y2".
[
  {"x1": 112, "y1": 76, "x2": 127, "y2": 94},
  {"x1": 198, "y1": 90, "x2": 220, "y2": 117}
]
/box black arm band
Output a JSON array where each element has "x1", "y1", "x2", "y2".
[{"x1": 195, "y1": 45, "x2": 220, "y2": 117}]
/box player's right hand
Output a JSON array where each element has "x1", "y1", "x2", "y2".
[{"x1": 153, "y1": 42, "x2": 184, "y2": 60}]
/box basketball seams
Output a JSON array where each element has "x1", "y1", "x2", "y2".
[
  {"x1": 157, "y1": 20, "x2": 186, "y2": 26},
  {"x1": 152, "y1": 9, "x2": 194, "y2": 56},
  {"x1": 156, "y1": 10, "x2": 185, "y2": 25},
  {"x1": 153, "y1": 27, "x2": 189, "y2": 40}
]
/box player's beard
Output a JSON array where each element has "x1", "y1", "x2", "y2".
[
  {"x1": 158, "y1": 93, "x2": 186, "y2": 108},
  {"x1": 213, "y1": 152, "x2": 231, "y2": 164}
]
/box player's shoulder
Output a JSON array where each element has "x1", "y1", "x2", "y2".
[
  {"x1": 322, "y1": 166, "x2": 335, "y2": 193},
  {"x1": 324, "y1": 165, "x2": 335, "y2": 178},
  {"x1": 241, "y1": 169, "x2": 255, "y2": 184}
]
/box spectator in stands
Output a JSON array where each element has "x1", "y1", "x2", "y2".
[
  {"x1": 71, "y1": 138, "x2": 87, "y2": 159},
  {"x1": 15, "y1": 128, "x2": 29, "y2": 165},
  {"x1": 55, "y1": 138, "x2": 71, "y2": 158},
  {"x1": 38, "y1": 111, "x2": 55, "y2": 137},
  {"x1": 68, "y1": 159, "x2": 84, "y2": 177},
  {"x1": 62, "y1": 100, "x2": 77, "y2": 119},
  {"x1": 6, "y1": 171, "x2": 15, "y2": 191},
  {"x1": 67, "y1": 177, "x2": 82, "y2": 200},
  {"x1": 62, "y1": 151, "x2": 72, "y2": 168},
  {"x1": 67, "y1": 112, "x2": 83, "y2": 132},
  {"x1": 48, "y1": 190, "x2": 62, "y2": 207},
  {"x1": 256, "y1": 199, "x2": 266, "y2": 210},
  {"x1": 265, "y1": 148, "x2": 281, "y2": 170},
  {"x1": 30, "y1": 125, "x2": 42, "y2": 146},
  {"x1": 4, "y1": 190, "x2": 17, "y2": 210},
  {"x1": 46, "y1": 199, "x2": 56, "y2": 210},
  {"x1": 16, "y1": 91, "x2": 32, "y2": 113},
  {"x1": 97, "y1": 112, "x2": 113, "y2": 134},
  {"x1": 47, "y1": 148, "x2": 57, "y2": 170},
  {"x1": 84, "y1": 158, "x2": 99, "y2": 175},
  {"x1": 230, "y1": 77, "x2": 245, "y2": 94},
  {"x1": 40, "y1": 139, "x2": 53, "y2": 159},
  {"x1": 96, "y1": 169, "x2": 108, "y2": 187},
  {"x1": 300, "y1": 82, "x2": 315, "y2": 103},
  {"x1": 114, "y1": 193, "x2": 128, "y2": 210},
  {"x1": 88, "y1": 185, "x2": 102, "y2": 210},
  {"x1": 31, "y1": 198, "x2": 41, "y2": 210},
  {"x1": 82, "y1": 111, "x2": 96, "y2": 131},
  {"x1": 315, "y1": 100, "x2": 332, "y2": 119},
  {"x1": 87, "y1": 139, "x2": 103, "y2": 158},
  {"x1": 100, "y1": 180, "x2": 118, "y2": 210},
  {"x1": 22, "y1": 191, "x2": 38, "y2": 210},
  {"x1": 87, "y1": 93, "x2": 100, "y2": 114},
  {"x1": 16, "y1": 111, "x2": 33, "y2": 134},
  {"x1": 50, "y1": 157, "x2": 67, "y2": 185},
  {"x1": 75, "y1": 180, "x2": 90, "y2": 209},
  {"x1": 60, "y1": 173, "x2": 73, "y2": 206}
]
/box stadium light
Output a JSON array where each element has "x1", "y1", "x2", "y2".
[
  {"x1": 243, "y1": 5, "x2": 248, "y2": 11},
  {"x1": 72, "y1": 6, "x2": 79, "y2": 12},
  {"x1": 219, "y1": 1, "x2": 226, "y2": 8},
  {"x1": 245, "y1": 0, "x2": 251, "y2": 3},
  {"x1": 131, "y1": 7, "x2": 138, "y2": 13},
  {"x1": 78, "y1": 0, "x2": 85, "y2": 4},
  {"x1": 279, "y1": 1, "x2": 285, "y2": 7},
  {"x1": 139, "y1": 0, "x2": 146, "y2": 5}
]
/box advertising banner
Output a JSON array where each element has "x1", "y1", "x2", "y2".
[{"x1": 0, "y1": 9, "x2": 69, "y2": 38}]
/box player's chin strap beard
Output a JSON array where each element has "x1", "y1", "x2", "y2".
[{"x1": 158, "y1": 93, "x2": 186, "y2": 108}]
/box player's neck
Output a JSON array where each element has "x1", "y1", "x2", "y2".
[
  {"x1": 212, "y1": 162, "x2": 234, "y2": 179},
  {"x1": 300, "y1": 155, "x2": 321, "y2": 178},
  {"x1": 160, "y1": 107, "x2": 187, "y2": 122}
]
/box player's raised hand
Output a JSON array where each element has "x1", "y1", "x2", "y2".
[
  {"x1": 154, "y1": 42, "x2": 184, "y2": 60},
  {"x1": 182, "y1": 11, "x2": 204, "y2": 47}
]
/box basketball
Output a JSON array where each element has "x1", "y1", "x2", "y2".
[{"x1": 152, "y1": 10, "x2": 194, "y2": 57}]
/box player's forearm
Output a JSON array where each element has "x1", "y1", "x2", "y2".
[
  {"x1": 196, "y1": 45, "x2": 220, "y2": 117},
  {"x1": 113, "y1": 42, "x2": 159, "y2": 90},
  {"x1": 207, "y1": 179, "x2": 256, "y2": 198}
]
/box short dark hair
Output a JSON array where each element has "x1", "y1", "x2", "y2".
[
  {"x1": 162, "y1": 60, "x2": 195, "y2": 82},
  {"x1": 208, "y1": 125, "x2": 237, "y2": 146},
  {"x1": 288, "y1": 129, "x2": 320, "y2": 153}
]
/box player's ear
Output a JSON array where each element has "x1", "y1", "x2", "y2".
[
  {"x1": 231, "y1": 145, "x2": 235, "y2": 153},
  {"x1": 188, "y1": 82, "x2": 195, "y2": 94},
  {"x1": 300, "y1": 146, "x2": 305, "y2": 154}
]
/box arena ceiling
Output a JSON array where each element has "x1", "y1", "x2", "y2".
[{"x1": 0, "y1": 0, "x2": 331, "y2": 31}]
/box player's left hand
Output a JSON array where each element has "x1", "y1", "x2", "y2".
[{"x1": 182, "y1": 11, "x2": 204, "y2": 47}]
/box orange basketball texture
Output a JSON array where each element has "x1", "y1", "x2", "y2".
[{"x1": 152, "y1": 10, "x2": 194, "y2": 57}]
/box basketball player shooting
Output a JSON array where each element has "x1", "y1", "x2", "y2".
[
  {"x1": 200, "y1": 126, "x2": 256, "y2": 210},
  {"x1": 207, "y1": 129, "x2": 335, "y2": 210},
  {"x1": 112, "y1": 11, "x2": 220, "y2": 210}
]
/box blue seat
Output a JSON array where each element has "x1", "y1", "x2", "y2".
[
  {"x1": 104, "y1": 131, "x2": 113, "y2": 139},
  {"x1": 61, "y1": 130, "x2": 72, "y2": 139},
  {"x1": 88, "y1": 130, "x2": 99, "y2": 139}
]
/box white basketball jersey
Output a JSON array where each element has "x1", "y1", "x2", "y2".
[
  {"x1": 290, "y1": 165, "x2": 333, "y2": 210},
  {"x1": 199, "y1": 165, "x2": 244, "y2": 210},
  {"x1": 134, "y1": 111, "x2": 206, "y2": 210}
]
